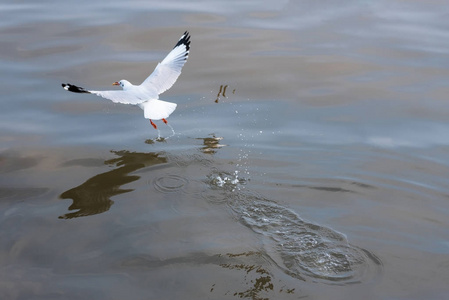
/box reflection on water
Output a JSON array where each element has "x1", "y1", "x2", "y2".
[
  {"x1": 59, "y1": 150, "x2": 167, "y2": 219},
  {"x1": 214, "y1": 84, "x2": 236, "y2": 103},
  {"x1": 217, "y1": 252, "x2": 282, "y2": 299},
  {"x1": 121, "y1": 250, "x2": 297, "y2": 299},
  {"x1": 197, "y1": 135, "x2": 226, "y2": 154}
]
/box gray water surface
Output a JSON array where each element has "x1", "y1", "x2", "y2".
[{"x1": 1, "y1": 1, "x2": 449, "y2": 299}]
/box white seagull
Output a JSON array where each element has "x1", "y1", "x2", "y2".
[{"x1": 62, "y1": 31, "x2": 191, "y2": 129}]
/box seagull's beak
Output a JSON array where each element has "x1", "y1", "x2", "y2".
[{"x1": 112, "y1": 82, "x2": 120, "y2": 86}]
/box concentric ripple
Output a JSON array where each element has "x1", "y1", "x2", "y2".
[
  {"x1": 153, "y1": 174, "x2": 188, "y2": 193},
  {"x1": 206, "y1": 171, "x2": 382, "y2": 284}
]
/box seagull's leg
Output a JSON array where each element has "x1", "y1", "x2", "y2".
[
  {"x1": 162, "y1": 118, "x2": 168, "y2": 125},
  {"x1": 150, "y1": 119, "x2": 157, "y2": 129}
]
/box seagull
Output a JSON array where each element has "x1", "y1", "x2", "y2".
[{"x1": 62, "y1": 31, "x2": 191, "y2": 129}]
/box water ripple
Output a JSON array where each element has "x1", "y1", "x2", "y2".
[
  {"x1": 206, "y1": 171, "x2": 382, "y2": 284},
  {"x1": 153, "y1": 174, "x2": 188, "y2": 193}
]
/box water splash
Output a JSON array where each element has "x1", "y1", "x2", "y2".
[
  {"x1": 207, "y1": 170, "x2": 246, "y2": 192},
  {"x1": 145, "y1": 124, "x2": 176, "y2": 143},
  {"x1": 166, "y1": 123, "x2": 176, "y2": 137},
  {"x1": 206, "y1": 171, "x2": 382, "y2": 284}
]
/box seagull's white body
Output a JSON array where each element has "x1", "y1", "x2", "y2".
[{"x1": 62, "y1": 31, "x2": 191, "y2": 129}]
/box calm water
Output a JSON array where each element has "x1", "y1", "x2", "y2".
[{"x1": 1, "y1": 0, "x2": 449, "y2": 299}]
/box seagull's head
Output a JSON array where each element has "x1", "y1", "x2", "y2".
[{"x1": 112, "y1": 80, "x2": 131, "y2": 89}]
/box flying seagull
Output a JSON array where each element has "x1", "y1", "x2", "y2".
[{"x1": 62, "y1": 31, "x2": 191, "y2": 129}]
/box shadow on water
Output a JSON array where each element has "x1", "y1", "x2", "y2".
[{"x1": 59, "y1": 150, "x2": 167, "y2": 219}]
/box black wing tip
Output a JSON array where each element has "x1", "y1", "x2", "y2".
[
  {"x1": 61, "y1": 83, "x2": 90, "y2": 94},
  {"x1": 174, "y1": 31, "x2": 191, "y2": 52}
]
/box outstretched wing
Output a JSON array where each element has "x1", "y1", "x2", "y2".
[
  {"x1": 140, "y1": 31, "x2": 190, "y2": 96},
  {"x1": 62, "y1": 83, "x2": 144, "y2": 105}
]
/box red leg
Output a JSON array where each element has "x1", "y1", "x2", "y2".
[
  {"x1": 150, "y1": 119, "x2": 157, "y2": 129},
  {"x1": 162, "y1": 118, "x2": 168, "y2": 124}
]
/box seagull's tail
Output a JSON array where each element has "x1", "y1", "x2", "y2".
[
  {"x1": 62, "y1": 83, "x2": 91, "y2": 94},
  {"x1": 139, "y1": 99, "x2": 177, "y2": 120}
]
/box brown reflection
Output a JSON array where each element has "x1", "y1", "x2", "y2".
[
  {"x1": 59, "y1": 150, "x2": 167, "y2": 219},
  {"x1": 215, "y1": 252, "x2": 296, "y2": 299},
  {"x1": 120, "y1": 251, "x2": 297, "y2": 299},
  {"x1": 197, "y1": 135, "x2": 226, "y2": 154},
  {"x1": 214, "y1": 84, "x2": 235, "y2": 103}
]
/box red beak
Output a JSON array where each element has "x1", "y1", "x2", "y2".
[{"x1": 112, "y1": 82, "x2": 119, "y2": 86}]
